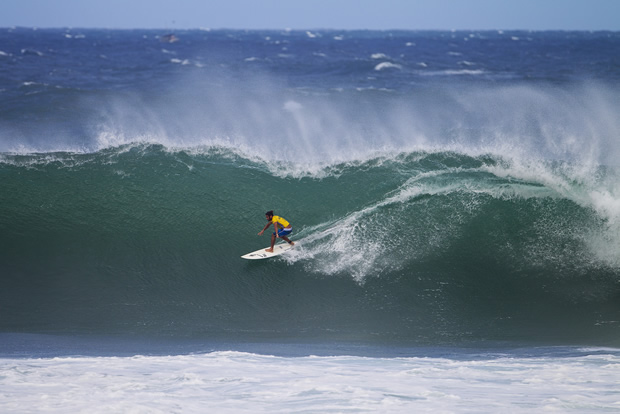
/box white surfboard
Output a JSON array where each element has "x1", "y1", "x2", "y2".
[{"x1": 241, "y1": 243, "x2": 294, "y2": 260}]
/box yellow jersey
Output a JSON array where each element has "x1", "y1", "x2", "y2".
[{"x1": 272, "y1": 215, "x2": 290, "y2": 228}]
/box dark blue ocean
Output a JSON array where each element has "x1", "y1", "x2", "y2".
[{"x1": 1, "y1": 28, "x2": 620, "y2": 412}]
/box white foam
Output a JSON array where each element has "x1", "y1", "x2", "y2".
[
  {"x1": 421, "y1": 69, "x2": 485, "y2": 76},
  {"x1": 1, "y1": 351, "x2": 619, "y2": 413},
  {"x1": 371, "y1": 53, "x2": 389, "y2": 59},
  {"x1": 374, "y1": 62, "x2": 402, "y2": 71},
  {"x1": 170, "y1": 58, "x2": 191, "y2": 65},
  {"x1": 20, "y1": 48, "x2": 43, "y2": 56}
]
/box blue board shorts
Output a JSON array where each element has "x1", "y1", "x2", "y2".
[{"x1": 274, "y1": 227, "x2": 292, "y2": 237}]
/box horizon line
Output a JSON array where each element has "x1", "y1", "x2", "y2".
[{"x1": 3, "y1": 26, "x2": 619, "y2": 33}]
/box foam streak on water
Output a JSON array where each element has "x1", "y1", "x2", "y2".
[{"x1": 1, "y1": 351, "x2": 619, "y2": 413}]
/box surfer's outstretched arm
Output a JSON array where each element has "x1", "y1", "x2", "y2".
[{"x1": 258, "y1": 222, "x2": 272, "y2": 236}]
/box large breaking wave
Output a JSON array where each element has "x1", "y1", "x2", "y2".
[{"x1": 2, "y1": 76, "x2": 620, "y2": 344}]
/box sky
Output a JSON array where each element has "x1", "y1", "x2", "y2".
[{"x1": 2, "y1": 0, "x2": 619, "y2": 31}]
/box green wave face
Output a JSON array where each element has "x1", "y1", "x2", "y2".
[{"x1": 2, "y1": 146, "x2": 619, "y2": 345}]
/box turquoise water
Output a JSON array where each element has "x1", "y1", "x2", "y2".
[{"x1": 2, "y1": 145, "x2": 620, "y2": 345}]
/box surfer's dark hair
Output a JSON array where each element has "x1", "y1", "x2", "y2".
[{"x1": 266, "y1": 210, "x2": 274, "y2": 217}]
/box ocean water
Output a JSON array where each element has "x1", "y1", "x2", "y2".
[{"x1": 1, "y1": 28, "x2": 620, "y2": 412}]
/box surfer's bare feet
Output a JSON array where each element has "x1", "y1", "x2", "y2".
[
  {"x1": 265, "y1": 248, "x2": 274, "y2": 253},
  {"x1": 290, "y1": 242, "x2": 295, "y2": 246}
]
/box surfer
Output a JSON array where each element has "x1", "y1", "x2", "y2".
[{"x1": 258, "y1": 210, "x2": 295, "y2": 253}]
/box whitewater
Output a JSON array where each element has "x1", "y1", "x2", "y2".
[
  {"x1": 1, "y1": 28, "x2": 620, "y2": 412},
  {"x1": 2, "y1": 349, "x2": 620, "y2": 413}
]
